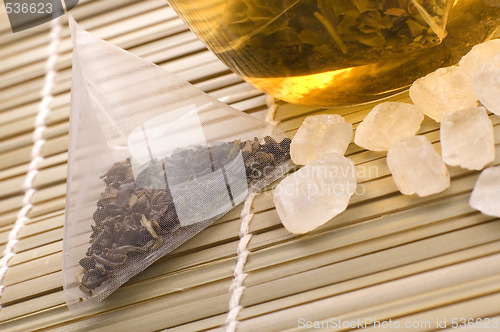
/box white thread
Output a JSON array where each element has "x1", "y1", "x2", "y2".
[
  {"x1": 265, "y1": 95, "x2": 281, "y2": 127},
  {"x1": 225, "y1": 95, "x2": 283, "y2": 331},
  {"x1": 225, "y1": 192, "x2": 256, "y2": 332},
  {"x1": 0, "y1": 17, "x2": 61, "y2": 306}
]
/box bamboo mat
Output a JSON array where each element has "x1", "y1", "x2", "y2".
[{"x1": 1, "y1": 0, "x2": 500, "y2": 331}]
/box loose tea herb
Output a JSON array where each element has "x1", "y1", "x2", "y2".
[
  {"x1": 218, "y1": 0, "x2": 451, "y2": 76},
  {"x1": 78, "y1": 136, "x2": 291, "y2": 295}
]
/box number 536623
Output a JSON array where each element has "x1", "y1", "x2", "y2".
[{"x1": 5, "y1": 2, "x2": 53, "y2": 14}]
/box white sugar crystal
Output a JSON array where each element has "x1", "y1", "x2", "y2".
[
  {"x1": 459, "y1": 39, "x2": 500, "y2": 78},
  {"x1": 473, "y1": 55, "x2": 500, "y2": 116},
  {"x1": 291, "y1": 114, "x2": 353, "y2": 165},
  {"x1": 387, "y1": 136, "x2": 450, "y2": 197},
  {"x1": 470, "y1": 166, "x2": 500, "y2": 217},
  {"x1": 273, "y1": 153, "x2": 356, "y2": 234},
  {"x1": 409, "y1": 66, "x2": 478, "y2": 122},
  {"x1": 354, "y1": 102, "x2": 423, "y2": 151},
  {"x1": 440, "y1": 107, "x2": 495, "y2": 170}
]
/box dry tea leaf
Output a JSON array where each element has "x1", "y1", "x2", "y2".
[
  {"x1": 128, "y1": 194, "x2": 137, "y2": 209},
  {"x1": 78, "y1": 137, "x2": 293, "y2": 295},
  {"x1": 216, "y1": 0, "x2": 452, "y2": 76}
]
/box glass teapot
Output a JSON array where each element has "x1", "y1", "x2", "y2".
[{"x1": 168, "y1": 0, "x2": 500, "y2": 106}]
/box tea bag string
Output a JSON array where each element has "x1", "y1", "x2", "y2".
[
  {"x1": 225, "y1": 192, "x2": 256, "y2": 332},
  {"x1": 265, "y1": 95, "x2": 280, "y2": 127},
  {"x1": 225, "y1": 97, "x2": 281, "y2": 332},
  {"x1": 0, "y1": 17, "x2": 62, "y2": 305}
]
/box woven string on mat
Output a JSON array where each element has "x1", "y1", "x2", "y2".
[
  {"x1": 224, "y1": 96, "x2": 281, "y2": 331},
  {"x1": 0, "y1": 17, "x2": 62, "y2": 305}
]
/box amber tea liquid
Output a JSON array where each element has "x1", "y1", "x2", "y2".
[{"x1": 170, "y1": 0, "x2": 500, "y2": 106}]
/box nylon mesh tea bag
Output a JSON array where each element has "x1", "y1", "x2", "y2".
[{"x1": 63, "y1": 17, "x2": 293, "y2": 312}]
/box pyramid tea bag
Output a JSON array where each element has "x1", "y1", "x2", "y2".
[{"x1": 63, "y1": 17, "x2": 293, "y2": 312}]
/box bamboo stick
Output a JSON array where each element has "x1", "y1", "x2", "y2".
[
  {"x1": 0, "y1": 26, "x2": 211, "y2": 117},
  {"x1": 9, "y1": 240, "x2": 62, "y2": 267},
  {"x1": 0, "y1": 53, "x2": 227, "y2": 120},
  {"x1": 0, "y1": 17, "x2": 190, "y2": 104},
  {"x1": 0, "y1": 24, "x2": 201, "y2": 108},
  {"x1": 0, "y1": 117, "x2": 37, "y2": 142},
  {"x1": 208, "y1": 82, "x2": 264, "y2": 105},
  {"x1": 233, "y1": 242, "x2": 500, "y2": 330},
  {"x1": 0, "y1": 123, "x2": 68, "y2": 161},
  {"x1": 245, "y1": 218, "x2": 500, "y2": 307},
  {"x1": 18, "y1": 213, "x2": 64, "y2": 239},
  {"x1": 41, "y1": 253, "x2": 500, "y2": 331},
  {"x1": 0, "y1": 70, "x2": 244, "y2": 145},
  {"x1": 0, "y1": 174, "x2": 492, "y2": 324},
  {"x1": 6, "y1": 209, "x2": 496, "y2": 314},
  {"x1": 0, "y1": 4, "x2": 174, "y2": 76},
  {"x1": 0, "y1": 195, "x2": 23, "y2": 219},
  {"x1": 236, "y1": 254, "x2": 500, "y2": 331},
  {"x1": 30, "y1": 183, "x2": 66, "y2": 205},
  {"x1": 37, "y1": 152, "x2": 68, "y2": 171},
  {"x1": 195, "y1": 73, "x2": 243, "y2": 94},
  {"x1": 3, "y1": 168, "x2": 475, "y2": 276},
  {"x1": 2, "y1": 147, "x2": 495, "y2": 272},
  {"x1": 0, "y1": 80, "x2": 256, "y2": 158},
  {"x1": 1, "y1": 270, "x2": 62, "y2": 306},
  {"x1": 0, "y1": 291, "x2": 65, "y2": 324},
  {"x1": 31, "y1": 164, "x2": 67, "y2": 190},
  {"x1": 248, "y1": 169, "x2": 486, "y2": 251},
  {"x1": 27, "y1": 197, "x2": 66, "y2": 220},
  {"x1": 274, "y1": 92, "x2": 412, "y2": 123},
  {"x1": 327, "y1": 275, "x2": 500, "y2": 332},
  {"x1": 2, "y1": 196, "x2": 495, "y2": 323},
  {"x1": 128, "y1": 30, "x2": 199, "y2": 57},
  {"x1": 245, "y1": 200, "x2": 487, "y2": 282},
  {"x1": 0, "y1": 94, "x2": 69, "y2": 126},
  {"x1": 164, "y1": 315, "x2": 226, "y2": 332},
  {"x1": 0, "y1": 71, "x2": 252, "y2": 180},
  {"x1": 0, "y1": 229, "x2": 9, "y2": 245},
  {"x1": 2, "y1": 252, "x2": 62, "y2": 287},
  {"x1": 0, "y1": 0, "x2": 154, "y2": 54},
  {"x1": 0, "y1": 176, "x2": 24, "y2": 199},
  {"x1": 356, "y1": 295, "x2": 500, "y2": 332},
  {"x1": 0, "y1": 196, "x2": 59, "y2": 226},
  {"x1": 13, "y1": 228, "x2": 63, "y2": 254},
  {"x1": 1, "y1": 1, "x2": 500, "y2": 330},
  {"x1": 0, "y1": 136, "x2": 496, "y2": 264},
  {"x1": 0, "y1": 210, "x2": 17, "y2": 230}
]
